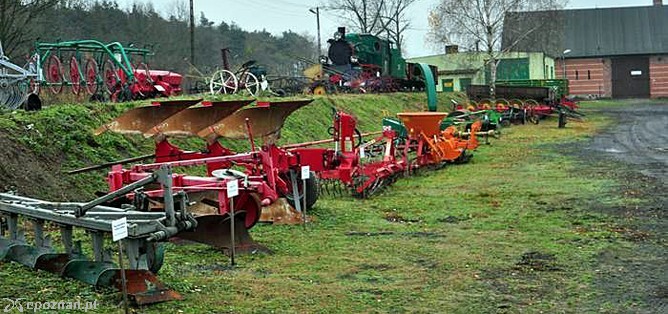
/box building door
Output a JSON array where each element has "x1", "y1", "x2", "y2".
[
  {"x1": 612, "y1": 57, "x2": 650, "y2": 98},
  {"x1": 459, "y1": 78, "x2": 472, "y2": 92}
]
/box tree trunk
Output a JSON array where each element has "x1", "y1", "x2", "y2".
[
  {"x1": 487, "y1": 27, "x2": 496, "y2": 99},
  {"x1": 489, "y1": 57, "x2": 498, "y2": 99}
]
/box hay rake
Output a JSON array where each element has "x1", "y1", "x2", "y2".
[
  {"x1": 0, "y1": 166, "x2": 197, "y2": 305},
  {"x1": 0, "y1": 41, "x2": 38, "y2": 110},
  {"x1": 33, "y1": 40, "x2": 182, "y2": 101}
]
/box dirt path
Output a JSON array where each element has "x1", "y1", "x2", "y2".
[
  {"x1": 580, "y1": 102, "x2": 667, "y2": 313},
  {"x1": 588, "y1": 102, "x2": 668, "y2": 185}
]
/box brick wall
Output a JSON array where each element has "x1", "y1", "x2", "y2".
[
  {"x1": 650, "y1": 56, "x2": 668, "y2": 98},
  {"x1": 556, "y1": 58, "x2": 611, "y2": 97}
]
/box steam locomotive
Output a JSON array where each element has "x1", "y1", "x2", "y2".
[{"x1": 309, "y1": 27, "x2": 437, "y2": 93}]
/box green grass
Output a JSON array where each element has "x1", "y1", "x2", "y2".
[{"x1": 0, "y1": 96, "x2": 647, "y2": 313}]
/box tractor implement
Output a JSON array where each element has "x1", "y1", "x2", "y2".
[
  {"x1": 94, "y1": 99, "x2": 203, "y2": 135},
  {"x1": 0, "y1": 167, "x2": 195, "y2": 305},
  {"x1": 289, "y1": 111, "x2": 406, "y2": 198},
  {"x1": 107, "y1": 159, "x2": 273, "y2": 255},
  {"x1": 197, "y1": 100, "x2": 312, "y2": 142},
  {"x1": 0, "y1": 41, "x2": 39, "y2": 110},
  {"x1": 95, "y1": 99, "x2": 319, "y2": 252},
  {"x1": 397, "y1": 112, "x2": 477, "y2": 166}
]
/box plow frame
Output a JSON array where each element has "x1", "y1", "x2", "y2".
[{"x1": 0, "y1": 166, "x2": 196, "y2": 305}]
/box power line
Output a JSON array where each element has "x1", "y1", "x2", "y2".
[{"x1": 271, "y1": 0, "x2": 311, "y2": 8}]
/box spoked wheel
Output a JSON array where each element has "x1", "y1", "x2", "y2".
[
  {"x1": 102, "y1": 59, "x2": 119, "y2": 94},
  {"x1": 0, "y1": 81, "x2": 29, "y2": 110},
  {"x1": 44, "y1": 55, "x2": 64, "y2": 94},
  {"x1": 240, "y1": 72, "x2": 260, "y2": 96},
  {"x1": 84, "y1": 58, "x2": 99, "y2": 95},
  {"x1": 209, "y1": 69, "x2": 238, "y2": 95},
  {"x1": 68, "y1": 56, "x2": 82, "y2": 95}
]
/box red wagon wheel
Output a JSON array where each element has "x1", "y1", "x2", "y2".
[
  {"x1": 69, "y1": 56, "x2": 82, "y2": 95},
  {"x1": 84, "y1": 58, "x2": 99, "y2": 95},
  {"x1": 102, "y1": 59, "x2": 120, "y2": 94},
  {"x1": 44, "y1": 54, "x2": 64, "y2": 94}
]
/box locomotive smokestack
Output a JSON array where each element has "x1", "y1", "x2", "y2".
[{"x1": 338, "y1": 27, "x2": 346, "y2": 37}]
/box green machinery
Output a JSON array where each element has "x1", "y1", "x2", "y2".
[
  {"x1": 36, "y1": 40, "x2": 153, "y2": 96},
  {"x1": 495, "y1": 79, "x2": 570, "y2": 100}
]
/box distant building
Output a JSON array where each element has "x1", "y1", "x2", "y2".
[
  {"x1": 408, "y1": 50, "x2": 556, "y2": 92},
  {"x1": 503, "y1": 0, "x2": 668, "y2": 98}
]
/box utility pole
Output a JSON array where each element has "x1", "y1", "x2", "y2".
[
  {"x1": 562, "y1": 49, "x2": 571, "y2": 79},
  {"x1": 309, "y1": 7, "x2": 321, "y2": 56},
  {"x1": 189, "y1": 0, "x2": 195, "y2": 65}
]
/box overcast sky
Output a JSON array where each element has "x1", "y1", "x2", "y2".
[{"x1": 116, "y1": 0, "x2": 660, "y2": 57}]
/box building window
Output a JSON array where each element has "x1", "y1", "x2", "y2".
[
  {"x1": 588, "y1": 70, "x2": 591, "y2": 80},
  {"x1": 575, "y1": 70, "x2": 579, "y2": 80},
  {"x1": 551, "y1": 66, "x2": 554, "y2": 79}
]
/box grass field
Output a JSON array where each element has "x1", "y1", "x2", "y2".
[{"x1": 0, "y1": 98, "x2": 651, "y2": 313}]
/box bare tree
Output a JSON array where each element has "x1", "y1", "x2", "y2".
[
  {"x1": 428, "y1": 0, "x2": 566, "y2": 95},
  {"x1": 0, "y1": 0, "x2": 59, "y2": 57},
  {"x1": 380, "y1": 0, "x2": 416, "y2": 52},
  {"x1": 326, "y1": 0, "x2": 390, "y2": 35}
]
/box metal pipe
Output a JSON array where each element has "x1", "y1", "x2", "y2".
[
  {"x1": 66, "y1": 153, "x2": 156, "y2": 175},
  {"x1": 75, "y1": 172, "x2": 159, "y2": 217},
  {"x1": 133, "y1": 152, "x2": 254, "y2": 171},
  {"x1": 156, "y1": 167, "x2": 176, "y2": 227},
  {"x1": 282, "y1": 131, "x2": 383, "y2": 149}
]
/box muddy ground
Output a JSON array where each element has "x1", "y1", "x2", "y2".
[{"x1": 577, "y1": 102, "x2": 667, "y2": 313}]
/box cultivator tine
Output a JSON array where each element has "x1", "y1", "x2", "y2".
[
  {"x1": 177, "y1": 214, "x2": 270, "y2": 255},
  {"x1": 197, "y1": 99, "x2": 313, "y2": 142},
  {"x1": 94, "y1": 99, "x2": 202, "y2": 135},
  {"x1": 143, "y1": 100, "x2": 253, "y2": 138},
  {"x1": 319, "y1": 179, "x2": 344, "y2": 197}
]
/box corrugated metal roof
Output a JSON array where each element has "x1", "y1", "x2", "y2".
[{"x1": 502, "y1": 5, "x2": 668, "y2": 58}]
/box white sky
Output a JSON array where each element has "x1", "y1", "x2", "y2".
[{"x1": 117, "y1": 0, "x2": 660, "y2": 58}]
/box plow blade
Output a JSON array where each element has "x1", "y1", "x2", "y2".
[
  {"x1": 260, "y1": 198, "x2": 311, "y2": 224},
  {"x1": 94, "y1": 99, "x2": 202, "y2": 135},
  {"x1": 101, "y1": 269, "x2": 182, "y2": 305},
  {"x1": 177, "y1": 214, "x2": 271, "y2": 255},
  {"x1": 197, "y1": 99, "x2": 313, "y2": 141},
  {"x1": 64, "y1": 261, "x2": 181, "y2": 305},
  {"x1": 0, "y1": 240, "x2": 181, "y2": 305},
  {"x1": 143, "y1": 100, "x2": 254, "y2": 138}
]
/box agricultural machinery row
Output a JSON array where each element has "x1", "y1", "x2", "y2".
[{"x1": 0, "y1": 96, "x2": 501, "y2": 305}]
